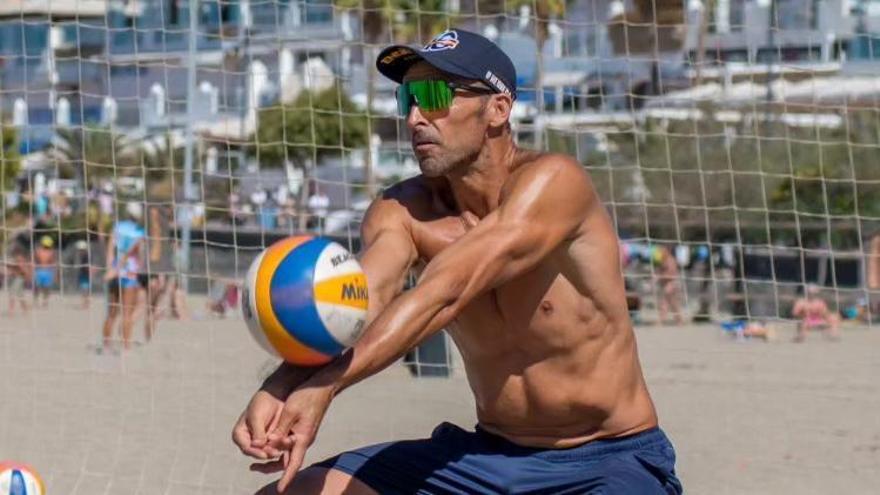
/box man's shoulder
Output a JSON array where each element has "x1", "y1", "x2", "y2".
[
  {"x1": 511, "y1": 150, "x2": 584, "y2": 177},
  {"x1": 381, "y1": 175, "x2": 438, "y2": 203},
  {"x1": 503, "y1": 150, "x2": 590, "y2": 199},
  {"x1": 363, "y1": 175, "x2": 437, "y2": 231},
  {"x1": 374, "y1": 175, "x2": 446, "y2": 214}
]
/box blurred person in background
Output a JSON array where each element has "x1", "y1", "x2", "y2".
[
  {"x1": 143, "y1": 205, "x2": 174, "y2": 341},
  {"x1": 651, "y1": 245, "x2": 684, "y2": 325},
  {"x1": 33, "y1": 235, "x2": 56, "y2": 308},
  {"x1": 260, "y1": 195, "x2": 278, "y2": 230},
  {"x1": 74, "y1": 240, "x2": 93, "y2": 309},
  {"x1": 206, "y1": 277, "x2": 239, "y2": 318},
  {"x1": 33, "y1": 191, "x2": 50, "y2": 223},
  {"x1": 229, "y1": 186, "x2": 243, "y2": 226},
  {"x1": 867, "y1": 231, "x2": 880, "y2": 321},
  {"x1": 251, "y1": 187, "x2": 268, "y2": 228},
  {"x1": 619, "y1": 241, "x2": 642, "y2": 322},
  {"x1": 792, "y1": 284, "x2": 841, "y2": 342},
  {"x1": 307, "y1": 183, "x2": 329, "y2": 234},
  {"x1": 4, "y1": 243, "x2": 32, "y2": 316},
  {"x1": 97, "y1": 182, "x2": 115, "y2": 234},
  {"x1": 167, "y1": 238, "x2": 190, "y2": 320},
  {"x1": 101, "y1": 202, "x2": 145, "y2": 352}
]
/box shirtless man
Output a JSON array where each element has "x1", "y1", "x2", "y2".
[
  {"x1": 792, "y1": 284, "x2": 840, "y2": 342},
  {"x1": 33, "y1": 236, "x2": 56, "y2": 308},
  {"x1": 233, "y1": 30, "x2": 681, "y2": 494}
]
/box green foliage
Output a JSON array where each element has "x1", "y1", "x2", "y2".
[
  {"x1": 253, "y1": 85, "x2": 369, "y2": 167},
  {"x1": 504, "y1": 0, "x2": 567, "y2": 44},
  {"x1": 135, "y1": 133, "x2": 186, "y2": 202},
  {"x1": 590, "y1": 108, "x2": 880, "y2": 248},
  {"x1": 769, "y1": 111, "x2": 880, "y2": 219},
  {"x1": 334, "y1": 0, "x2": 454, "y2": 44},
  {"x1": 0, "y1": 124, "x2": 21, "y2": 191},
  {"x1": 138, "y1": 133, "x2": 184, "y2": 180},
  {"x1": 50, "y1": 126, "x2": 137, "y2": 186}
]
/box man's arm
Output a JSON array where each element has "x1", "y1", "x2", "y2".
[
  {"x1": 260, "y1": 195, "x2": 419, "y2": 397},
  {"x1": 312, "y1": 156, "x2": 594, "y2": 395},
  {"x1": 792, "y1": 300, "x2": 804, "y2": 318},
  {"x1": 149, "y1": 208, "x2": 162, "y2": 262},
  {"x1": 105, "y1": 233, "x2": 116, "y2": 270},
  {"x1": 104, "y1": 232, "x2": 117, "y2": 281},
  {"x1": 263, "y1": 157, "x2": 595, "y2": 490},
  {"x1": 233, "y1": 192, "x2": 419, "y2": 463}
]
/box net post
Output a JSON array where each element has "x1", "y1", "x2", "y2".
[{"x1": 180, "y1": 0, "x2": 199, "y2": 291}]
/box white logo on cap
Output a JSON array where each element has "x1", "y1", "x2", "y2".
[
  {"x1": 485, "y1": 70, "x2": 511, "y2": 96},
  {"x1": 422, "y1": 31, "x2": 460, "y2": 52}
]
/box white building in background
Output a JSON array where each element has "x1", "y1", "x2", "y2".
[
  {"x1": 102, "y1": 96, "x2": 118, "y2": 125},
  {"x1": 279, "y1": 49, "x2": 297, "y2": 102},
  {"x1": 0, "y1": 0, "x2": 346, "y2": 154},
  {"x1": 55, "y1": 97, "x2": 70, "y2": 126},
  {"x1": 198, "y1": 81, "x2": 219, "y2": 115},
  {"x1": 12, "y1": 98, "x2": 27, "y2": 127},
  {"x1": 301, "y1": 57, "x2": 336, "y2": 93},
  {"x1": 247, "y1": 59, "x2": 269, "y2": 124}
]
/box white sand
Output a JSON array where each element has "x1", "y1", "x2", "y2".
[{"x1": 1, "y1": 296, "x2": 878, "y2": 494}]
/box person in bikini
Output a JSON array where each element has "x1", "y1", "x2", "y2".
[{"x1": 792, "y1": 284, "x2": 840, "y2": 342}]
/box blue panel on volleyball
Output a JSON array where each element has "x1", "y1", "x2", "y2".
[
  {"x1": 10, "y1": 470, "x2": 26, "y2": 495},
  {"x1": 269, "y1": 237, "x2": 346, "y2": 356}
]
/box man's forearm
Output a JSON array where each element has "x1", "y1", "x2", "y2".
[
  {"x1": 309, "y1": 283, "x2": 455, "y2": 396},
  {"x1": 261, "y1": 362, "x2": 322, "y2": 399},
  {"x1": 260, "y1": 285, "x2": 404, "y2": 398}
]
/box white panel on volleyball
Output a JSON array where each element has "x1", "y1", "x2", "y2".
[
  {"x1": 314, "y1": 302, "x2": 368, "y2": 347},
  {"x1": 313, "y1": 241, "x2": 364, "y2": 281},
  {"x1": 244, "y1": 251, "x2": 279, "y2": 357}
]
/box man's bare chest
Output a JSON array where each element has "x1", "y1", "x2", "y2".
[{"x1": 411, "y1": 214, "x2": 577, "y2": 328}]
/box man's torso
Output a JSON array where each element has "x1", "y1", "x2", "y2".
[
  {"x1": 35, "y1": 248, "x2": 54, "y2": 267},
  {"x1": 386, "y1": 158, "x2": 657, "y2": 448}
]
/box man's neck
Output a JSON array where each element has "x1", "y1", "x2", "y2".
[{"x1": 444, "y1": 137, "x2": 518, "y2": 218}]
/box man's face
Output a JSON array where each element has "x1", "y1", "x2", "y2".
[{"x1": 402, "y1": 62, "x2": 493, "y2": 177}]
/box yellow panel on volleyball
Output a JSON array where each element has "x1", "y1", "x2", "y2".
[{"x1": 313, "y1": 274, "x2": 369, "y2": 310}]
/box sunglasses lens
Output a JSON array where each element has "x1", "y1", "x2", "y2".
[
  {"x1": 396, "y1": 85, "x2": 411, "y2": 117},
  {"x1": 398, "y1": 81, "x2": 453, "y2": 116}
]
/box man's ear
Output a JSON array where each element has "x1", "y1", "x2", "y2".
[{"x1": 486, "y1": 94, "x2": 513, "y2": 129}]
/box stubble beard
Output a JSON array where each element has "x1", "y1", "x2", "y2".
[
  {"x1": 418, "y1": 154, "x2": 455, "y2": 177},
  {"x1": 417, "y1": 140, "x2": 484, "y2": 178}
]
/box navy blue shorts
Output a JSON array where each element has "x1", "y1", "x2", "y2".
[{"x1": 315, "y1": 422, "x2": 682, "y2": 494}]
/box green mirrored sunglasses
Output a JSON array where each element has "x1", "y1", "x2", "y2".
[{"x1": 396, "y1": 80, "x2": 495, "y2": 117}]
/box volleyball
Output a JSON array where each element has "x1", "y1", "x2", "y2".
[
  {"x1": 243, "y1": 236, "x2": 369, "y2": 366},
  {"x1": 0, "y1": 462, "x2": 44, "y2": 495}
]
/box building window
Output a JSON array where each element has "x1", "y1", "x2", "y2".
[
  {"x1": 167, "y1": 0, "x2": 180, "y2": 26},
  {"x1": 304, "y1": 0, "x2": 332, "y2": 24}
]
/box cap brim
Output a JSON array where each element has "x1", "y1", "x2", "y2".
[
  {"x1": 375, "y1": 45, "x2": 422, "y2": 83},
  {"x1": 376, "y1": 45, "x2": 482, "y2": 84}
]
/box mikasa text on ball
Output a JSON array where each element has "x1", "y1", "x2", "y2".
[{"x1": 243, "y1": 236, "x2": 369, "y2": 366}]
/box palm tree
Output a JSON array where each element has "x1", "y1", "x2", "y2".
[
  {"x1": 49, "y1": 126, "x2": 137, "y2": 189},
  {"x1": 136, "y1": 132, "x2": 185, "y2": 201},
  {"x1": 0, "y1": 124, "x2": 21, "y2": 193},
  {"x1": 391, "y1": 0, "x2": 453, "y2": 44}
]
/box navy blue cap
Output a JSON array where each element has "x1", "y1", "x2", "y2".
[{"x1": 376, "y1": 29, "x2": 517, "y2": 100}]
